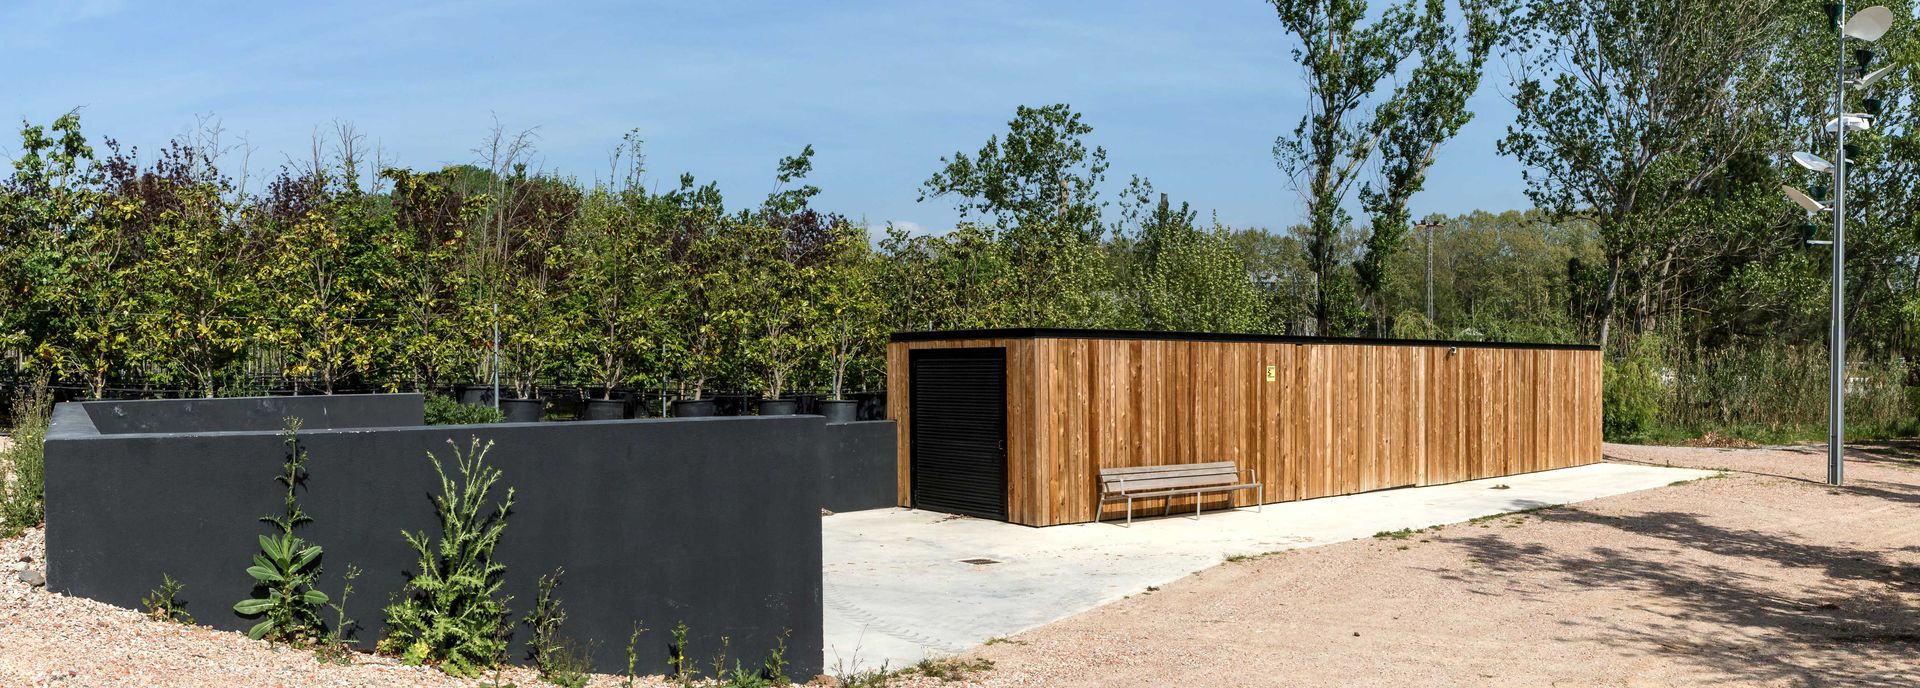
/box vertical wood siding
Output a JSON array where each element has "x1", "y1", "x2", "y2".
[{"x1": 889, "y1": 335, "x2": 1603, "y2": 527}]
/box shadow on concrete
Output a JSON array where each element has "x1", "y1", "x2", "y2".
[{"x1": 1439, "y1": 506, "x2": 1920, "y2": 686}]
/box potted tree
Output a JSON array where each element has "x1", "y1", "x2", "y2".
[
  {"x1": 743, "y1": 220, "x2": 811, "y2": 416},
  {"x1": 658, "y1": 179, "x2": 736, "y2": 418},
  {"x1": 484, "y1": 169, "x2": 582, "y2": 423},
  {"x1": 566, "y1": 170, "x2": 664, "y2": 421},
  {"x1": 815, "y1": 223, "x2": 882, "y2": 423}
]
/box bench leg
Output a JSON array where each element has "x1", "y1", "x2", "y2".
[
  {"x1": 1126, "y1": 496, "x2": 1133, "y2": 527},
  {"x1": 1258, "y1": 484, "x2": 1264, "y2": 513},
  {"x1": 1193, "y1": 490, "x2": 1202, "y2": 520}
]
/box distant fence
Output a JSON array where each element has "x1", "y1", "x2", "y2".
[{"x1": 44, "y1": 394, "x2": 899, "y2": 677}]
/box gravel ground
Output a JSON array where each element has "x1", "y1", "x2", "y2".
[{"x1": 892, "y1": 443, "x2": 1920, "y2": 688}]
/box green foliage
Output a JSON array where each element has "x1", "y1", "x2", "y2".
[
  {"x1": 1499, "y1": 0, "x2": 1785, "y2": 348},
  {"x1": 523, "y1": 568, "x2": 590, "y2": 688},
  {"x1": 233, "y1": 419, "x2": 330, "y2": 643},
  {"x1": 142, "y1": 574, "x2": 194, "y2": 625},
  {"x1": 316, "y1": 564, "x2": 362, "y2": 665},
  {"x1": 1603, "y1": 336, "x2": 1664, "y2": 441},
  {"x1": 623, "y1": 623, "x2": 647, "y2": 688},
  {"x1": 660, "y1": 623, "x2": 793, "y2": 688},
  {"x1": 380, "y1": 437, "x2": 515, "y2": 677},
  {"x1": 424, "y1": 393, "x2": 505, "y2": 425},
  {"x1": 920, "y1": 103, "x2": 1109, "y2": 238},
  {"x1": 1, "y1": 374, "x2": 51, "y2": 535}
]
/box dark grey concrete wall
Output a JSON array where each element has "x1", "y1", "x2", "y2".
[
  {"x1": 82, "y1": 394, "x2": 425, "y2": 434},
  {"x1": 45, "y1": 399, "x2": 829, "y2": 677},
  {"x1": 821, "y1": 421, "x2": 897, "y2": 513}
]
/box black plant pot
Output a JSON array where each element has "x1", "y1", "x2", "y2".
[
  {"x1": 582, "y1": 399, "x2": 627, "y2": 421},
  {"x1": 819, "y1": 399, "x2": 859, "y2": 423},
  {"x1": 712, "y1": 394, "x2": 751, "y2": 417},
  {"x1": 672, "y1": 399, "x2": 718, "y2": 417},
  {"x1": 788, "y1": 393, "x2": 822, "y2": 415},
  {"x1": 757, "y1": 399, "x2": 798, "y2": 416},
  {"x1": 500, "y1": 398, "x2": 544, "y2": 423},
  {"x1": 459, "y1": 386, "x2": 494, "y2": 406}
]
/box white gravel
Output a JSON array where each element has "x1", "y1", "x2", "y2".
[{"x1": 0, "y1": 525, "x2": 712, "y2": 687}]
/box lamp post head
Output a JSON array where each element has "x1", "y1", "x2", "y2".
[{"x1": 1845, "y1": 6, "x2": 1894, "y2": 41}]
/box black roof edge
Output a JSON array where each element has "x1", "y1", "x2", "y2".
[{"x1": 888, "y1": 327, "x2": 1601, "y2": 352}]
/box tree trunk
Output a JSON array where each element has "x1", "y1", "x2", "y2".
[{"x1": 1597, "y1": 253, "x2": 1623, "y2": 351}]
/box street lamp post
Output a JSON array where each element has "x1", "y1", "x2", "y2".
[
  {"x1": 1782, "y1": 2, "x2": 1894, "y2": 486},
  {"x1": 1415, "y1": 219, "x2": 1447, "y2": 325}
]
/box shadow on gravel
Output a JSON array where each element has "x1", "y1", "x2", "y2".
[
  {"x1": 1848, "y1": 441, "x2": 1920, "y2": 472},
  {"x1": 1441, "y1": 505, "x2": 1920, "y2": 687}
]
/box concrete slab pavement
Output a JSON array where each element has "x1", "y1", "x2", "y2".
[{"x1": 821, "y1": 461, "x2": 1716, "y2": 672}]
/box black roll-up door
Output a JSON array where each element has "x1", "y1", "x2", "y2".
[{"x1": 909, "y1": 347, "x2": 1008, "y2": 520}]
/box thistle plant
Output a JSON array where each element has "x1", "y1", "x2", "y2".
[
  {"x1": 379, "y1": 437, "x2": 515, "y2": 677},
  {"x1": 142, "y1": 574, "x2": 194, "y2": 625},
  {"x1": 233, "y1": 418, "x2": 329, "y2": 643}
]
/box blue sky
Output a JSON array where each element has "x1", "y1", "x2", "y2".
[{"x1": 1, "y1": 0, "x2": 1529, "y2": 234}]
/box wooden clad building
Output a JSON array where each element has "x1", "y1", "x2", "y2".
[{"x1": 886, "y1": 328, "x2": 1604, "y2": 527}]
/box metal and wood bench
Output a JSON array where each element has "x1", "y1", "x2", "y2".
[{"x1": 1098, "y1": 462, "x2": 1262, "y2": 526}]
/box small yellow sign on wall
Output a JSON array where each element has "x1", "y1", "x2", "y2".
[{"x1": 1265, "y1": 365, "x2": 1277, "y2": 382}]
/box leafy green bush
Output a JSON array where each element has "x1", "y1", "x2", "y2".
[
  {"x1": 233, "y1": 419, "x2": 330, "y2": 643},
  {"x1": 1602, "y1": 336, "x2": 1664, "y2": 442},
  {"x1": 381, "y1": 437, "x2": 515, "y2": 677},
  {"x1": 1, "y1": 375, "x2": 51, "y2": 536},
  {"x1": 425, "y1": 393, "x2": 505, "y2": 425}
]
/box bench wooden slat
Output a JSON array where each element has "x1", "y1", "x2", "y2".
[
  {"x1": 1100, "y1": 467, "x2": 1237, "y2": 481},
  {"x1": 1104, "y1": 482, "x2": 1260, "y2": 500},
  {"x1": 1100, "y1": 461, "x2": 1237, "y2": 476},
  {"x1": 1101, "y1": 474, "x2": 1238, "y2": 493}
]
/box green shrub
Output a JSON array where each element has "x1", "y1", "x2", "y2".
[
  {"x1": 1, "y1": 375, "x2": 51, "y2": 536},
  {"x1": 1602, "y1": 336, "x2": 1663, "y2": 442},
  {"x1": 380, "y1": 437, "x2": 515, "y2": 677},
  {"x1": 233, "y1": 419, "x2": 330, "y2": 643},
  {"x1": 425, "y1": 393, "x2": 505, "y2": 425}
]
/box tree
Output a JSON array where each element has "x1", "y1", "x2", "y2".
[
  {"x1": 745, "y1": 146, "x2": 837, "y2": 401},
  {"x1": 1115, "y1": 177, "x2": 1264, "y2": 332},
  {"x1": 1269, "y1": 0, "x2": 1421, "y2": 334},
  {"x1": 874, "y1": 223, "x2": 1018, "y2": 332},
  {"x1": 657, "y1": 174, "x2": 741, "y2": 400},
  {"x1": 1, "y1": 115, "x2": 147, "y2": 397},
  {"x1": 815, "y1": 223, "x2": 884, "y2": 400},
  {"x1": 1497, "y1": 0, "x2": 1786, "y2": 348},
  {"x1": 256, "y1": 129, "x2": 396, "y2": 394},
  {"x1": 564, "y1": 134, "x2": 667, "y2": 401},
  {"x1": 920, "y1": 104, "x2": 1121, "y2": 328},
  {"x1": 382, "y1": 167, "x2": 486, "y2": 392},
  {"x1": 127, "y1": 138, "x2": 262, "y2": 396},
  {"x1": 920, "y1": 104, "x2": 1108, "y2": 239},
  {"x1": 1354, "y1": 0, "x2": 1507, "y2": 332}
]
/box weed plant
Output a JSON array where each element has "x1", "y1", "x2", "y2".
[
  {"x1": 380, "y1": 437, "x2": 515, "y2": 677},
  {"x1": 524, "y1": 567, "x2": 591, "y2": 688},
  {"x1": 0, "y1": 374, "x2": 51, "y2": 535},
  {"x1": 142, "y1": 574, "x2": 193, "y2": 624},
  {"x1": 232, "y1": 419, "x2": 329, "y2": 643}
]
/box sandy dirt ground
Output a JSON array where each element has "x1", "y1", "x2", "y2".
[{"x1": 900, "y1": 443, "x2": 1920, "y2": 688}]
